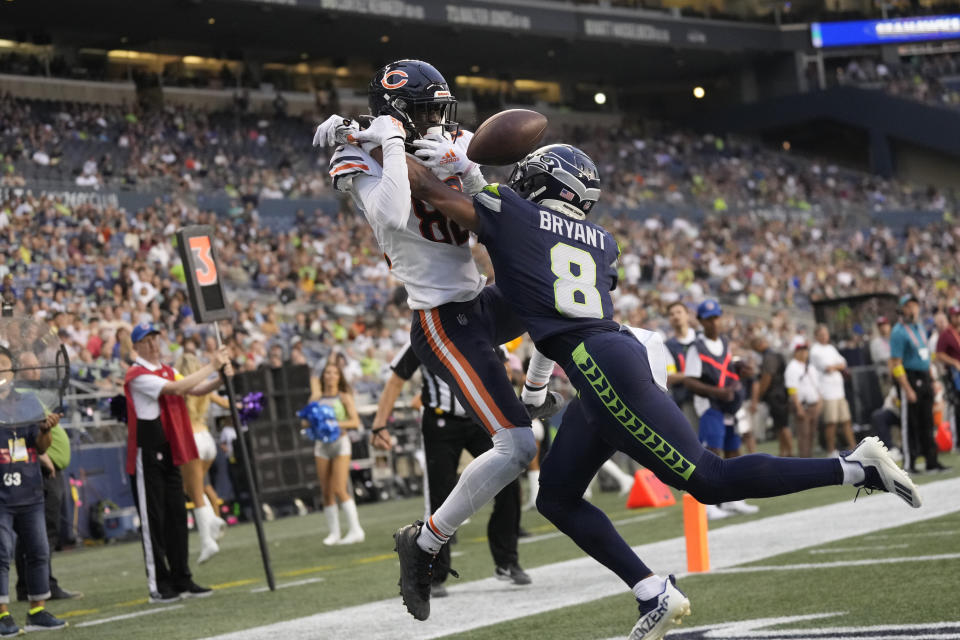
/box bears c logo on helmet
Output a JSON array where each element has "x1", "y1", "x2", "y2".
[{"x1": 381, "y1": 70, "x2": 409, "y2": 89}]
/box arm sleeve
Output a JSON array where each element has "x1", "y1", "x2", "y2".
[
  {"x1": 684, "y1": 346, "x2": 702, "y2": 378},
  {"x1": 129, "y1": 373, "x2": 167, "y2": 400},
  {"x1": 389, "y1": 342, "x2": 421, "y2": 381},
  {"x1": 350, "y1": 137, "x2": 411, "y2": 232},
  {"x1": 889, "y1": 330, "x2": 905, "y2": 360},
  {"x1": 521, "y1": 346, "x2": 555, "y2": 406}
]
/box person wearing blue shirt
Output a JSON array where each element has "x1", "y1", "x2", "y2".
[
  {"x1": 889, "y1": 294, "x2": 947, "y2": 473},
  {"x1": 0, "y1": 346, "x2": 66, "y2": 635}
]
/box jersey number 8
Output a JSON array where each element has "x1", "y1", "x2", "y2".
[{"x1": 550, "y1": 242, "x2": 603, "y2": 318}]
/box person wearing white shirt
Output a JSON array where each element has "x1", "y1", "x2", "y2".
[
  {"x1": 809, "y1": 325, "x2": 855, "y2": 455},
  {"x1": 784, "y1": 341, "x2": 822, "y2": 458},
  {"x1": 869, "y1": 317, "x2": 892, "y2": 365}
]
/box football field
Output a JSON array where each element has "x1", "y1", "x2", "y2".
[{"x1": 41, "y1": 451, "x2": 960, "y2": 640}]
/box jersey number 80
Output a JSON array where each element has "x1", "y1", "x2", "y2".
[
  {"x1": 412, "y1": 177, "x2": 470, "y2": 246},
  {"x1": 550, "y1": 242, "x2": 603, "y2": 318}
]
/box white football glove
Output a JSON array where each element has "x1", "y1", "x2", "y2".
[
  {"x1": 312, "y1": 114, "x2": 360, "y2": 147},
  {"x1": 351, "y1": 115, "x2": 407, "y2": 147},
  {"x1": 411, "y1": 134, "x2": 476, "y2": 175}
]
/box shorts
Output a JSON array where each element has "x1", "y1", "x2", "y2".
[
  {"x1": 822, "y1": 398, "x2": 851, "y2": 424},
  {"x1": 314, "y1": 435, "x2": 351, "y2": 459},
  {"x1": 194, "y1": 430, "x2": 217, "y2": 462},
  {"x1": 768, "y1": 402, "x2": 790, "y2": 430},
  {"x1": 699, "y1": 408, "x2": 741, "y2": 452}
]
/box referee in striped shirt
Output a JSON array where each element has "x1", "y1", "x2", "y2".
[{"x1": 373, "y1": 343, "x2": 530, "y2": 596}]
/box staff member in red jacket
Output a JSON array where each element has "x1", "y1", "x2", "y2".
[{"x1": 124, "y1": 323, "x2": 231, "y2": 603}]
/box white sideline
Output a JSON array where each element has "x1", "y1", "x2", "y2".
[{"x1": 204, "y1": 478, "x2": 960, "y2": 640}]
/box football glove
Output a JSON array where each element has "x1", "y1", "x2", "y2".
[
  {"x1": 312, "y1": 114, "x2": 360, "y2": 147},
  {"x1": 351, "y1": 115, "x2": 407, "y2": 147},
  {"x1": 411, "y1": 134, "x2": 476, "y2": 175}
]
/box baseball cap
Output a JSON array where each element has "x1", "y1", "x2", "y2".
[
  {"x1": 876, "y1": 316, "x2": 890, "y2": 325},
  {"x1": 899, "y1": 293, "x2": 918, "y2": 307},
  {"x1": 131, "y1": 322, "x2": 160, "y2": 343},
  {"x1": 948, "y1": 306, "x2": 960, "y2": 317},
  {"x1": 696, "y1": 299, "x2": 722, "y2": 319}
]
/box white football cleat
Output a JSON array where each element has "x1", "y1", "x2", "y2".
[
  {"x1": 705, "y1": 504, "x2": 731, "y2": 520},
  {"x1": 629, "y1": 575, "x2": 691, "y2": 640},
  {"x1": 842, "y1": 436, "x2": 922, "y2": 508},
  {"x1": 721, "y1": 500, "x2": 759, "y2": 515}
]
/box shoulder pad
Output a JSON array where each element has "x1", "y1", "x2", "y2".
[{"x1": 475, "y1": 183, "x2": 504, "y2": 212}]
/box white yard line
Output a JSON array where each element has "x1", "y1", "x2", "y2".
[
  {"x1": 807, "y1": 543, "x2": 909, "y2": 554},
  {"x1": 204, "y1": 478, "x2": 960, "y2": 640},
  {"x1": 710, "y1": 551, "x2": 960, "y2": 574},
  {"x1": 75, "y1": 605, "x2": 184, "y2": 628},
  {"x1": 250, "y1": 577, "x2": 325, "y2": 593}
]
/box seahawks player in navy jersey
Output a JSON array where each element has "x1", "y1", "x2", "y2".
[{"x1": 405, "y1": 145, "x2": 922, "y2": 640}]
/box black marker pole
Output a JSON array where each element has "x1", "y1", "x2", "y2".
[{"x1": 215, "y1": 322, "x2": 275, "y2": 591}]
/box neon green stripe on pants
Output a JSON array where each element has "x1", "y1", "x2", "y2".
[{"x1": 572, "y1": 342, "x2": 696, "y2": 481}]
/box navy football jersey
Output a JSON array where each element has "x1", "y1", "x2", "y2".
[{"x1": 473, "y1": 184, "x2": 620, "y2": 361}]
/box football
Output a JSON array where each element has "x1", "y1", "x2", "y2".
[{"x1": 466, "y1": 109, "x2": 548, "y2": 166}]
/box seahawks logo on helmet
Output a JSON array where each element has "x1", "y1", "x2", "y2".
[
  {"x1": 508, "y1": 144, "x2": 601, "y2": 219},
  {"x1": 368, "y1": 59, "x2": 459, "y2": 151}
]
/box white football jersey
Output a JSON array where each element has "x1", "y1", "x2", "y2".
[{"x1": 328, "y1": 132, "x2": 485, "y2": 310}]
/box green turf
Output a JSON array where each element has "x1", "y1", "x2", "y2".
[{"x1": 29, "y1": 448, "x2": 960, "y2": 639}]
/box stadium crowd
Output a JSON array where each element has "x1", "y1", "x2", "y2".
[
  {"x1": 834, "y1": 53, "x2": 960, "y2": 109},
  {"x1": 1, "y1": 178, "x2": 959, "y2": 401},
  {"x1": 2, "y1": 94, "x2": 956, "y2": 216}
]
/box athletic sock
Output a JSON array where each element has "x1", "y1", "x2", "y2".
[
  {"x1": 417, "y1": 517, "x2": 448, "y2": 555},
  {"x1": 839, "y1": 457, "x2": 866, "y2": 485},
  {"x1": 633, "y1": 574, "x2": 666, "y2": 602}
]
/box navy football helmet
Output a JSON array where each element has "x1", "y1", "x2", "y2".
[
  {"x1": 369, "y1": 59, "x2": 459, "y2": 149},
  {"x1": 508, "y1": 144, "x2": 601, "y2": 218}
]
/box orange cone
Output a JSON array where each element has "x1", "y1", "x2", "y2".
[
  {"x1": 625, "y1": 469, "x2": 676, "y2": 509},
  {"x1": 683, "y1": 494, "x2": 710, "y2": 572}
]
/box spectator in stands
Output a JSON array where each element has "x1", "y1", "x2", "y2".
[
  {"x1": 750, "y1": 335, "x2": 792, "y2": 456},
  {"x1": 870, "y1": 317, "x2": 892, "y2": 365},
  {"x1": 809, "y1": 324, "x2": 856, "y2": 456},
  {"x1": 308, "y1": 361, "x2": 364, "y2": 545},
  {"x1": 784, "y1": 340, "x2": 822, "y2": 459},
  {"x1": 0, "y1": 346, "x2": 66, "y2": 634},
  {"x1": 890, "y1": 295, "x2": 947, "y2": 473}
]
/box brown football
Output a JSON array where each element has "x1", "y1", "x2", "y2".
[{"x1": 466, "y1": 109, "x2": 548, "y2": 166}]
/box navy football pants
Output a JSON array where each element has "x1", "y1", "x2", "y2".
[{"x1": 538, "y1": 329, "x2": 843, "y2": 588}]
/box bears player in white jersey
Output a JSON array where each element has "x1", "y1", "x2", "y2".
[{"x1": 312, "y1": 59, "x2": 540, "y2": 621}]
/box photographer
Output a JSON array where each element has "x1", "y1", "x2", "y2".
[{"x1": 0, "y1": 346, "x2": 66, "y2": 635}]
